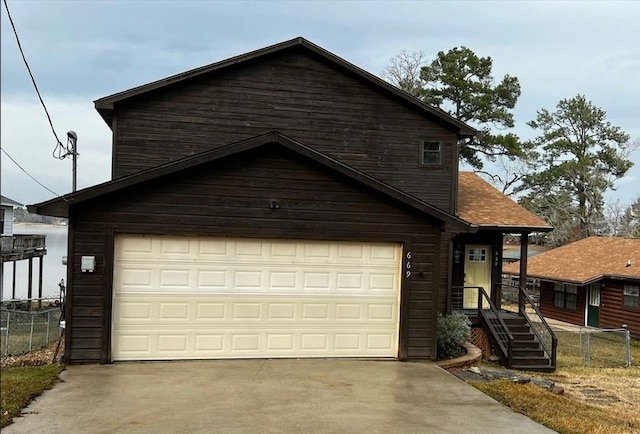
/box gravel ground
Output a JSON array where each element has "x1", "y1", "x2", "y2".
[{"x1": 0, "y1": 339, "x2": 64, "y2": 368}]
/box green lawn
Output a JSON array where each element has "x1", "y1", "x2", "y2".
[{"x1": 0, "y1": 364, "x2": 63, "y2": 427}]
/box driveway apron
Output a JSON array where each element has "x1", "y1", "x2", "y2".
[{"x1": 4, "y1": 360, "x2": 555, "y2": 433}]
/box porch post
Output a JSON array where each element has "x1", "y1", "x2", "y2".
[
  {"x1": 28, "y1": 257, "x2": 33, "y2": 311},
  {"x1": 38, "y1": 256, "x2": 44, "y2": 310},
  {"x1": 519, "y1": 232, "x2": 529, "y2": 289},
  {"x1": 12, "y1": 261, "x2": 17, "y2": 299},
  {"x1": 518, "y1": 232, "x2": 530, "y2": 315}
]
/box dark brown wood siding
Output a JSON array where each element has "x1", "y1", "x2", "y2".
[
  {"x1": 600, "y1": 280, "x2": 640, "y2": 339},
  {"x1": 65, "y1": 145, "x2": 444, "y2": 363},
  {"x1": 539, "y1": 281, "x2": 586, "y2": 326},
  {"x1": 112, "y1": 49, "x2": 458, "y2": 211}
]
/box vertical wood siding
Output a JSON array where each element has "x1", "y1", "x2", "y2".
[
  {"x1": 66, "y1": 146, "x2": 443, "y2": 363},
  {"x1": 112, "y1": 49, "x2": 458, "y2": 212}
]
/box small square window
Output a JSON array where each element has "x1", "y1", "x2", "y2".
[
  {"x1": 468, "y1": 248, "x2": 486, "y2": 262},
  {"x1": 623, "y1": 285, "x2": 639, "y2": 309},
  {"x1": 421, "y1": 141, "x2": 442, "y2": 165}
]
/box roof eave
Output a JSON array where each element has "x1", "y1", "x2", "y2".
[
  {"x1": 474, "y1": 224, "x2": 553, "y2": 233},
  {"x1": 503, "y1": 273, "x2": 640, "y2": 287},
  {"x1": 503, "y1": 272, "x2": 588, "y2": 286},
  {"x1": 28, "y1": 132, "x2": 477, "y2": 232}
]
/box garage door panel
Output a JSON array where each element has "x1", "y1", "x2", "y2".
[
  {"x1": 113, "y1": 236, "x2": 401, "y2": 361},
  {"x1": 197, "y1": 271, "x2": 227, "y2": 289},
  {"x1": 268, "y1": 303, "x2": 296, "y2": 319},
  {"x1": 114, "y1": 295, "x2": 398, "y2": 325},
  {"x1": 157, "y1": 335, "x2": 188, "y2": 353},
  {"x1": 195, "y1": 334, "x2": 224, "y2": 351},
  {"x1": 196, "y1": 303, "x2": 226, "y2": 320},
  {"x1": 113, "y1": 327, "x2": 399, "y2": 360},
  {"x1": 118, "y1": 265, "x2": 397, "y2": 295}
]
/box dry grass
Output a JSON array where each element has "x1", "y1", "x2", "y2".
[
  {"x1": 469, "y1": 338, "x2": 640, "y2": 433},
  {"x1": 472, "y1": 380, "x2": 639, "y2": 434}
]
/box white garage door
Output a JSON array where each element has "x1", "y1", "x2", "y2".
[{"x1": 112, "y1": 235, "x2": 402, "y2": 361}]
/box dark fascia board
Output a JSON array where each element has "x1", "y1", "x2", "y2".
[
  {"x1": 93, "y1": 37, "x2": 477, "y2": 138},
  {"x1": 28, "y1": 131, "x2": 476, "y2": 233},
  {"x1": 473, "y1": 225, "x2": 554, "y2": 233}
]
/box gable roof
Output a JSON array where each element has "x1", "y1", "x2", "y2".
[
  {"x1": 28, "y1": 131, "x2": 476, "y2": 232},
  {"x1": 457, "y1": 172, "x2": 552, "y2": 232},
  {"x1": 93, "y1": 37, "x2": 476, "y2": 138},
  {"x1": 1, "y1": 195, "x2": 23, "y2": 207},
  {"x1": 503, "y1": 237, "x2": 640, "y2": 285}
]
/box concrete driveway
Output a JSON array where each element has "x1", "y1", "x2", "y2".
[{"x1": 5, "y1": 360, "x2": 554, "y2": 434}]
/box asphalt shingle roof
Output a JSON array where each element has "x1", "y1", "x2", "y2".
[
  {"x1": 457, "y1": 172, "x2": 551, "y2": 230},
  {"x1": 503, "y1": 237, "x2": 640, "y2": 285}
]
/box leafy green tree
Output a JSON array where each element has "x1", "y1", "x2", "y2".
[
  {"x1": 519, "y1": 95, "x2": 633, "y2": 241},
  {"x1": 382, "y1": 47, "x2": 524, "y2": 169}
]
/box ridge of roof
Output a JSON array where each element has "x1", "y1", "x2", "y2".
[
  {"x1": 93, "y1": 37, "x2": 476, "y2": 138},
  {"x1": 504, "y1": 236, "x2": 640, "y2": 284},
  {"x1": 28, "y1": 131, "x2": 476, "y2": 232}
]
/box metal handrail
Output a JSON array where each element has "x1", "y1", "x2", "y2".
[
  {"x1": 472, "y1": 286, "x2": 515, "y2": 366},
  {"x1": 518, "y1": 286, "x2": 557, "y2": 368}
]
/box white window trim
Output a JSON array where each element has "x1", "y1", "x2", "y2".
[{"x1": 623, "y1": 284, "x2": 639, "y2": 309}]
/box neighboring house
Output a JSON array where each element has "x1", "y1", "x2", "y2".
[
  {"x1": 1, "y1": 196, "x2": 47, "y2": 303},
  {"x1": 29, "y1": 38, "x2": 550, "y2": 365},
  {"x1": 504, "y1": 237, "x2": 640, "y2": 339},
  {"x1": 1, "y1": 195, "x2": 22, "y2": 236}
]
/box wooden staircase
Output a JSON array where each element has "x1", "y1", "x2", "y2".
[
  {"x1": 502, "y1": 315, "x2": 555, "y2": 372},
  {"x1": 452, "y1": 285, "x2": 557, "y2": 373}
]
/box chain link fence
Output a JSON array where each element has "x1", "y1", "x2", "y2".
[
  {"x1": 1, "y1": 308, "x2": 63, "y2": 357},
  {"x1": 553, "y1": 327, "x2": 632, "y2": 368}
]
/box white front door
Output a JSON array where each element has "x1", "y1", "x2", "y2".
[{"x1": 464, "y1": 245, "x2": 492, "y2": 309}]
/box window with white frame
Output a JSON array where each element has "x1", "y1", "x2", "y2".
[
  {"x1": 553, "y1": 282, "x2": 578, "y2": 310},
  {"x1": 623, "y1": 285, "x2": 639, "y2": 309},
  {"x1": 421, "y1": 140, "x2": 442, "y2": 165},
  {"x1": 468, "y1": 248, "x2": 487, "y2": 262}
]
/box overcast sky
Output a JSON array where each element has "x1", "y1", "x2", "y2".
[{"x1": 1, "y1": 0, "x2": 639, "y2": 208}]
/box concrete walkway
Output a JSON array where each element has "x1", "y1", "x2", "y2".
[{"x1": 5, "y1": 360, "x2": 555, "y2": 433}]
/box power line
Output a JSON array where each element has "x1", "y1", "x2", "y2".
[
  {"x1": 0, "y1": 158, "x2": 21, "y2": 200},
  {"x1": 1, "y1": 147, "x2": 60, "y2": 197},
  {"x1": 2, "y1": 0, "x2": 66, "y2": 158}
]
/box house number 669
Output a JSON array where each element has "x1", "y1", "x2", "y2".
[{"x1": 405, "y1": 251, "x2": 412, "y2": 278}]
